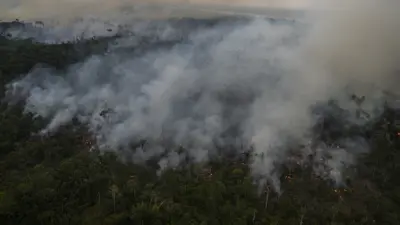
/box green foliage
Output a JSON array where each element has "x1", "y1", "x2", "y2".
[{"x1": 0, "y1": 35, "x2": 399, "y2": 225}]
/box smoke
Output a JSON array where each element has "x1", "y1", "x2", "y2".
[{"x1": 4, "y1": 0, "x2": 400, "y2": 191}]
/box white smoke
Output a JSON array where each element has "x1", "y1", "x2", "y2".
[{"x1": 5, "y1": 0, "x2": 400, "y2": 191}]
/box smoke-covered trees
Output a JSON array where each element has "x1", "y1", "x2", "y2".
[{"x1": 0, "y1": 29, "x2": 400, "y2": 225}]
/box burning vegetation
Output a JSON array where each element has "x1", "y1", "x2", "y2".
[{"x1": 1, "y1": 13, "x2": 400, "y2": 225}]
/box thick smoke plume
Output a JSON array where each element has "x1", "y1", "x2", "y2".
[{"x1": 5, "y1": 0, "x2": 400, "y2": 191}]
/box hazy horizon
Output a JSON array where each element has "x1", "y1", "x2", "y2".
[{"x1": 0, "y1": 0, "x2": 312, "y2": 21}]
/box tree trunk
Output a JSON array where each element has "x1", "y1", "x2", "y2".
[
  {"x1": 265, "y1": 187, "x2": 270, "y2": 209},
  {"x1": 113, "y1": 194, "x2": 116, "y2": 213},
  {"x1": 299, "y1": 214, "x2": 304, "y2": 225},
  {"x1": 98, "y1": 192, "x2": 101, "y2": 205}
]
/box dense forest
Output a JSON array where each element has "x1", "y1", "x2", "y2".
[{"x1": 0, "y1": 19, "x2": 400, "y2": 225}]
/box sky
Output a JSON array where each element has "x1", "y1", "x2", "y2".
[{"x1": 0, "y1": 0, "x2": 312, "y2": 20}]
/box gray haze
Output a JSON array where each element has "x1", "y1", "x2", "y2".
[
  {"x1": 5, "y1": 0, "x2": 400, "y2": 191},
  {"x1": 0, "y1": 0, "x2": 310, "y2": 21}
]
